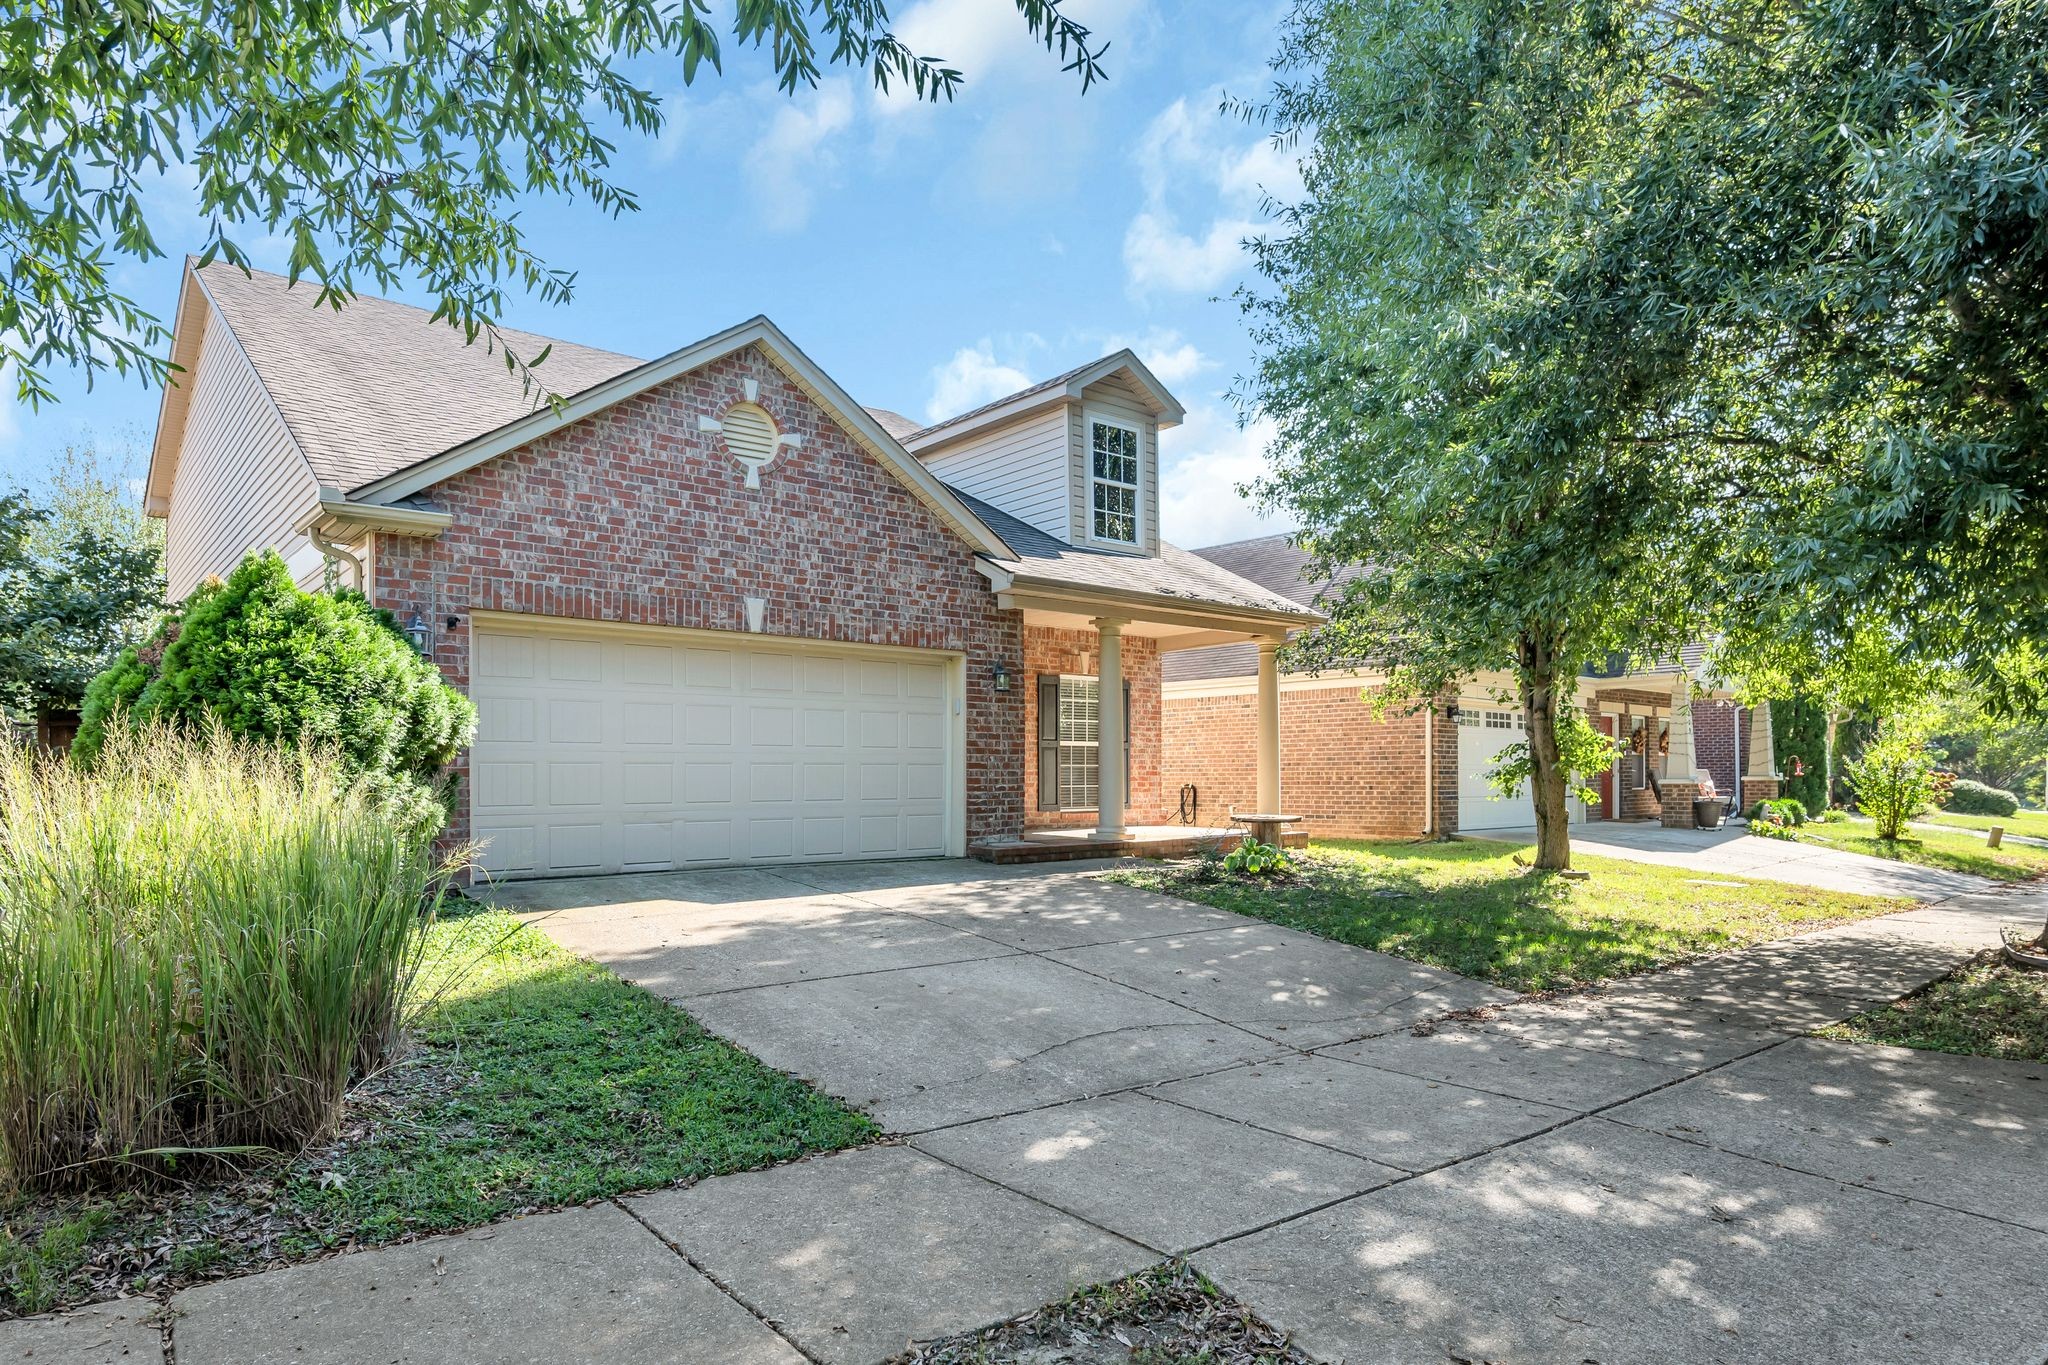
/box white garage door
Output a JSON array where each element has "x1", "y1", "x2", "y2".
[
  {"x1": 1456, "y1": 705, "x2": 1533, "y2": 832},
  {"x1": 469, "y1": 616, "x2": 957, "y2": 879}
]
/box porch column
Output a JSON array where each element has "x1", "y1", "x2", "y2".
[
  {"x1": 1256, "y1": 637, "x2": 1282, "y2": 813},
  {"x1": 1094, "y1": 617, "x2": 1127, "y2": 839},
  {"x1": 1745, "y1": 700, "x2": 1777, "y2": 778},
  {"x1": 1666, "y1": 669, "x2": 1701, "y2": 781}
]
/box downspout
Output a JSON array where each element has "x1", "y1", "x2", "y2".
[
  {"x1": 1423, "y1": 704, "x2": 1435, "y2": 837},
  {"x1": 309, "y1": 528, "x2": 364, "y2": 591}
]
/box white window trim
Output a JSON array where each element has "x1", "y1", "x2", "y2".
[{"x1": 1084, "y1": 410, "x2": 1143, "y2": 550}]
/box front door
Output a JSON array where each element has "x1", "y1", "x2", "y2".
[{"x1": 1595, "y1": 715, "x2": 1616, "y2": 819}]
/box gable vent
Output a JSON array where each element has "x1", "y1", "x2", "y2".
[{"x1": 720, "y1": 402, "x2": 778, "y2": 464}]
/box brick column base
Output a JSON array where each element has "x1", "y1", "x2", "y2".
[
  {"x1": 1743, "y1": 776, "x2": 1780, "y2": 809},
  {"x1": 1660, "y1": 779, "x2": 1703, "y2": 828}
]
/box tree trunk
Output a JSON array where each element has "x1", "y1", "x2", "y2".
[
  {"x1": 1519, "y1": 631, "x2": 1573, "y2": 871},
  {"x1": 1824, "y1": 710, "x2": 1841, "y2": 809}
]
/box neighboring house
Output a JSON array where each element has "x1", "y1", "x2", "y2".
[
  {"x1": 145, "y1": 261, "x2": 1318, "y2": 878},
  {"x1": 1161, "y1": 535, "x2": 1783, "y2": 839}
]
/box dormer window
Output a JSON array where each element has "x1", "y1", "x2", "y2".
[{"x1": 1090, "y1": 419, "x2": 1140, "y2": 544}]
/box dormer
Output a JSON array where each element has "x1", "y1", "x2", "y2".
[{"x1": 891, "y1": 351, "x2": 1184, "y2": 557}]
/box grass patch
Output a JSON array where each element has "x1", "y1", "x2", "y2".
[
  {"x1": 1817, "y1": 952, "x2": 2048, "y2": 1062},
  {"x1": 896, "y1": 1259, "x2": 1312, "y2": 1364},
  {"x1": 1102, "y1": 839, "x2": 1909, "y2": 993},
  {"x1": 0, "y1": 906, "x2": 875, "y2": 1318},
  {"x1": 1923, "y1": 809, "x2": 2048, "y2": 842},
  {"x1": 1793, "y1": 816, "x2": 2048, "y2": 882}
]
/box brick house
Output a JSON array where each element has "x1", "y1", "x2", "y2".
[
  {"x1": 144, "y1": 261, "x2": 1318, "y2": 878},
  {"x1": 1161, "y1": 536, "x2": 1783, "y2": 839}
]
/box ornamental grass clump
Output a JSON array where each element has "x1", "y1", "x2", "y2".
[{"x1": 0, "y1": 727, "x2": 453, "y2": 1193}]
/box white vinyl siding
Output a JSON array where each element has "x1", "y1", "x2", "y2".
[
  {"x1": 918, "y1": 407, "x2": 1069, "y2": 540},
  {"x1": 1068, "y1": 374, "x2": 1159, "y2": 554},
  {"x1": 162, "y1": 305, "x2": 321, "y2": 599}
]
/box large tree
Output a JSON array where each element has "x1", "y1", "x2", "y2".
[
  {"x1": 0, "y1": 441, "x2": 164, "y2": 725},
  {"x1": 2, "y1": 0, "x2": 1108, "y2": 403},
  {"x1": 1241, "y1": 0, "x2": 1736, "y2": 868}
]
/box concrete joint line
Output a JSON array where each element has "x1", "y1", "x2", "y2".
[
  {"x1": 608, "y1": 1196, "x2": 828, "y2": 1365},
  {"x1": 1584, "y1": 1115, "x2": 2048, "y2": 1240},
  {"x1": 906, "y1": 1142, "x2": 1175, "y2": 1261}
]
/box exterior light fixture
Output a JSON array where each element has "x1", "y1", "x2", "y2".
[
  {"x1": 991, "y1": 663, "x2": 1014, "y2": 693},
  {"x1": 405, "y1": 612, "x2": 433, "y2": 654}
]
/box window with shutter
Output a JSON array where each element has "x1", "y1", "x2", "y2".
[{"x1": 1034, "y1": 674, "x2": 1123, "y2": 811}]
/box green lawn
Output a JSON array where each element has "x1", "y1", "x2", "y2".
[
  {"x1": 1, "y1": 905, "x2": 875, "y2": 1318},
  {"x1": 1101, "y1": 838, "x2": 1910, "y2": 994},
  {"x1": 1792, "y1": 815, "x2": 2048, "y2": 882},
  {"x1": 1923, "y1": 809, "x2": 2048, "y2": 841},
  {"x1": 1818, "y1": 951, "x2": 2048, "y2": 1062}
]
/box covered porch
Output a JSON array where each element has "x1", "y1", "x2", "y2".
[
  {"x1": 969, "y1": 569, "x2": 1321, "y2": 864},
  {"x1": 1583, "y1": 665, "x2": 1781, "y2": 829}
]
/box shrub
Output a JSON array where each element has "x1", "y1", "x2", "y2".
[
  {"x1": 0, "y1": 728, "x2": 455, "y2": 1192},
  {"x1": 1948, "y1": 779, "x2": 2021, "y2": 817},
  {"x1": 1746, "y1": 797, "x2": 1806, "y2": 827},
  {"x1": 74, "y1": 552, "x2": 475, "y2": 834},
  {"x1": 1844, "y1": 724, "x2": 1939, "y2": 840},
  {"x1": 1772, "y1": 697, "x2": 1830, "y2": 812},
  {"x1": 1225, "y1": 838, "x2": 1293, "y2": 877},
  {"x1": 1749, "y1": 816, "x2": 1799, "y2": 840}
]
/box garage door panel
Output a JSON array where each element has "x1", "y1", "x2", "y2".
[
  {"x1": 623, "y1": 701, "x2": 674, "y2": 744},
  {"x1": 1457, "y1": 705, "x2": 1529, "y2": 832},
  {"x1": 548, "y1": 824, "x2": 605, "y2": 871},
  {"x1": 748, "y1": 652, "x2": 796, "y2": 692},
  {"x1": 471, "y1": 621, "x2": 956, "y2": 877},
  {"x1": 547, "y1": 639, "x2": 603, "y2": 683},
  {"x1": 474, "y1": 761, "x2": 535, "y2": 810},
  {"x1": 621, "y1": 762, "x2": 673, "y2": 806},
  {"x1": 547, "y1": 698, "x2": 605, "y2": 744},
  {"x1": 478, "y1": 697, "x2": 534, "y2": 744},
  {"x1": 619, "y1": 643, "x2": 673, "y2": 687}
]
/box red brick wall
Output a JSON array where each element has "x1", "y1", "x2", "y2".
[
  {"x1": 1693, "y1": 699, "x2": 1739, "y2": 800},
  {"x1": 1161, "y1": 683, "x2": 1456, "y2": 839},
  {"x1": 1021, "y1": 625, "x2": 1165, "y2": 830},
  {"x1": 373, "y1": 343, "x2": 1026, "y2": 848}
]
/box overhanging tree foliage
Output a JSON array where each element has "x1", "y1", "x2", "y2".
[
  {"x1": 2, "y1": 0, "x2": 1108, "y2": 404},
  {"x1": 1241, "y1": 0, "x2": 1730, "y2": 869}
]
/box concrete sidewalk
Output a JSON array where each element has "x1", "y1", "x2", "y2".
[
  {"x1": 11, "y1": 871, "x2": 2045, "y2": 1365},
  {"x1": 1482, "y1": 819, "x2": 1999, "y2": 899}
]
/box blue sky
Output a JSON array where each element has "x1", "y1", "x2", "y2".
[{"x1": 1, "y1": 0, "x2": 1302, "y2": 548}]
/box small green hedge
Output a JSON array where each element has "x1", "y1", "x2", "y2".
[
  {"x1": 1947, "y1": 779, "x2": 2021, "y2": 818},
  {"x1": 75, "y1": 551, "x2": 475, "y2": 833},
  {"x1": 1748, "y1": 796, "x2": 1807, "y2": 827}
]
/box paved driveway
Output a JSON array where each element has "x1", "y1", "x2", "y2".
[
  {"x1": 483, "y1": 858, "x2": 1514, "y2": 1129},
  {"x1": 21, "y1": 864, "x2": 2045, "y2": 1365},
  {"x1": 1483, "y1": 819, "x2": 1997, "y2": 899}
]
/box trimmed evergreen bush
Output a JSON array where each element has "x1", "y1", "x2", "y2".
[
  {"x1": 74, "y1": 551, "x2": 475, "y2": 833},
  {"x1": 1947, "y1": 779, "x2": 2020, "y2": 817},
  {"x1": 1770, "y1": 697, "x2": 1829, "y2": 812}
]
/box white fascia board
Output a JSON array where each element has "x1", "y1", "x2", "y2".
[
  {"x1": 907, "y1": 350, "x2": 1188, "y2": 458},
  {"x1": 298, "y1": 489, "x2": 453, "y2": 540},
  {"x1": 350, "y1": 316, "x2": 1013, "y2": 560}
]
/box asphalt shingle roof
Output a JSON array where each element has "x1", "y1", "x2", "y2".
[
  {"x1": 197, "y1": 262, "x2": 645, "y2": 493},
  {"x1": 953, "y1": 494, "x2": 1316, "y2": 620},
  {"x1": 1162, "y1": 535, "x2": 1360, "y2": 681}
]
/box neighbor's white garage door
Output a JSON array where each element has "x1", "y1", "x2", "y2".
[
  {"x1": 1456, "y1": 704, "x2": 1532, "y2": 832},
  {"x1": 469, "y1": 616, "x2": 957, "y2": 879}
]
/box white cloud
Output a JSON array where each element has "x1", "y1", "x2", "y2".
[
  {"x1": 924, "y1": 340, "x2": 1035, "y2": 423},
  {"x1": 1157, "y1": 404, "x2": 1290, "y2": 548},
  {"x1": 1122, "y1": 211, "x2": 1261, "y2": 295},
  {"x1": 1121, "y1": 93, "x2": 1303, "y2": 296},
  {"x1": 649, "y1": 90, "x2": 694, "y2": 165},
  {"x1": 1099, "y1": 326, "x2": 1210, "y2": 385},
  {"x1": 747, "y1": 80, "x2": 857, "y2": 232}
]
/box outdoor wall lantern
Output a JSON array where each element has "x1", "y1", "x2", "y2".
[
  {"x1": 1443, "y1": 701, "x2": 1461, "y2": 722},
  {"x1": 404, "y1": 613, "x2": 433, "y2": 655},
  {"x1": 991, "y1": 662, "x2": 1014, "y2": 693}
]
